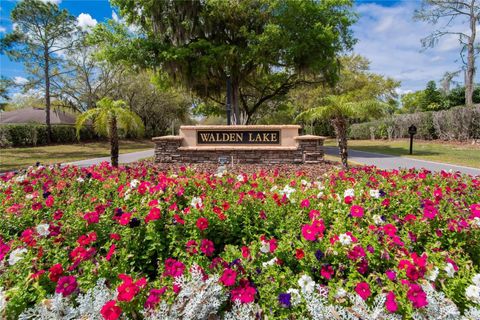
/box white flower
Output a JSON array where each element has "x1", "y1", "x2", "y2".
[
  {"x1": 317, "y1": 191, "x2": 324, "y2": 198},
  {"x1": 8, "y1": 248, "x2": 27, "y2": 266},
  {"x1": 316, "y1": 182, "x2": 325, "y2": 191},
  {"x1": 335, "y1": 288, "x2": 347, "y2": 299},
  {"x1": 191, "y1": 197, "x2": 203, "y2": 208},
  {"x1": 473, "y1": 274, "x2": 480, "y2": 287},
  {"x1": 338, "y1": 233, "x2": 352, "y2": 246},
  {"x1": 25, "y1": 194, "x2": 34, "y2": 200},
  {"x1": 444, "y1": 263, "x2": 456, "y2": 278},
  {"x1": 129, "y1": 179, "x2": 139, "y2": 189},
  {"x1": 15, "y1": 174, "x2": 27, "y2": 183},
  {"x1": 473, "y1": 217, "x2": 480, "y2": 227},
  {"x1": 0, "y1": 287, "x2": 5, "y2": 313},
  {"x1": 298, "y1": 274, "x2": 315, "y2": 294},
  {"x1": 270, "y1": 185, "x2": 278, "y2": 192},
  {"x1": 466, "y1": 285, "x2": 480, "y2": 304},
  {"x1": 36, "y1": 223, "x2": 50, "y2": 237},
  {"x1": 236, "y1": 174, "x2": 244, "y2": 182},
  {"x1": 426, "y1": 267, "x2": 439, "y2": 282},
  {"x1": 76, "y1": 177, "x2": 85, "y2": 183},
  {"x1": 259, "y1": 241, "x2": 270, "y2": 253},
  {"x1": 280, "y1": 185, "x2": 295, "y2": 199},
  {"x1": 373, "y1": 215, "x2": 384, "y2": 225},
  {"x1": 286, "y1": 288, "x2": 301, "y2": 306},
  {"x1": 344, "y1": 188, "x2": 355, "y2": 198},
  {"x1": 262, "y1": 257, "x2": 278, "y2": 268},
  {"x1": 369, "y1": 189, "x2": 380, "y2": 199}
]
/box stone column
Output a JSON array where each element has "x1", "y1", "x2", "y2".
[
  {"x1": 295, "y1": 135, "x2": 325, "y2": 163},
  {"x1": 152, "y1": 136, "x2": 183, "y2": 163}
]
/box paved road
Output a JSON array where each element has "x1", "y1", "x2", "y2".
[
  {"x1": 65, "y1": 149, "x2": 154, "y2": 167},
  {"x1": 65, "y1": 147, "x2": 480, "y2": 176},
  {"x1": 324, "y1": 146, "x2": 480, "y2": 176}
]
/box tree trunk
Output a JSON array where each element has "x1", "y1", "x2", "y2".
[
  {"x1": 466, "y1": 3, "x2": 477, "y2": 107},
  {"x1": 231, "y1": 78, "x2": 240, "y2": 125},
  {"x1": 332, "y1": 117, "x2": 349, "y2": 169},
  {"x1": 44, "y1": 48, "x2": 52, "y2": 143},
  {"x1": 110, "y1": 116, "x2": 119, "y2": 167}
]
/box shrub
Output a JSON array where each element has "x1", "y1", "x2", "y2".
[
  {"x1": 349, "y1": 105, "x2": 480, "y2": 141},
  {"x1": 0, "y1": 124, "x2": 98, "y2": 147}
]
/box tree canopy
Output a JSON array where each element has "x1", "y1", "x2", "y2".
[{"x1": 91, "y1": 0, "x2": 357, "y2": 123}]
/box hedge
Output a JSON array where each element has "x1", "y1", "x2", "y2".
[
  {"x1": 349, "y1": 105, "x2": 480, "y2": 141},
  {"x1": 0, "y1": 124, "x2": 98, "y2": 148}
]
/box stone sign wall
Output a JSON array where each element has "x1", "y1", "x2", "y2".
[{"x1": 152, "y1": 125, "x2": 325, "y2": 164}]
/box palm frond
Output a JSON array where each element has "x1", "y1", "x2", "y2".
[
  {"x1": 115, "y1": 107, "x2": 145, "y2": 138},
  {"x1": 75, "y1": 109, "x2": 100, "y2": 139}
]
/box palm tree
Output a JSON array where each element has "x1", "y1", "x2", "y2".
[
  {"x1": 75, "y1": 97, "x2": 144, "y2": 167},
  {"x1": 296, "y1": 95, "x2": 386, "y2": 169}
]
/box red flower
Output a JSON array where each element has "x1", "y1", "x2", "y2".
[
  {"x1": 196, "y1": 217, "x2": 209, "y2": 231},
  {"x1": 48, "y1": 263, "x2": 63, "y2": 282},
  {"x1": 320, "y1": 265, "x2": 334, "y2": 279},
  {"x1": 101, "y1": 300, "x2": 122, "y2": 320},
  {"x1": 241, "y1": 246, "x2": 250, "y2": 259},
  {"x1": 295, "y1": 249, "x2": 305, "y2": 260},
  {"x1": 350, "y1": 205, "x2": 364, "y2": 218},
  {"x1": 300, "y1": 199, "x2": 310, "y2": 208},
  {"x1": 55, "y1": 276, "x2": 77, "y2": 297},
  {"x1": 118, "y1": 213, "x2": 132, "y2": 226},
  {"x1": 220, "y1": 268, "x2": 237, "y2": 286},
  {"x1": 355, "y1": 282, "x2": 371, "y2": 300},
  {"x1": 117, "y1": 274, "x2": 145, "y2": 302},
  {"x1": 164, "y1": 258, "x2": 185, "y2": 278},
  {"x1": 231, "y1": 280, "x2": 256, "y2": 304},
  {"x1": 45, "y1": 195, "x2": 54, "y2": 208},
  {"x1": 301, "y1": 224, "x2": 316, "y2": 241}
]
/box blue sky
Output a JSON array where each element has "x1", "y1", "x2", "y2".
[{"x1": 1, "y1": 0, "x2": 477, "y2": 95}]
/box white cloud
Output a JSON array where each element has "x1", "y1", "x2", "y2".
[
  {"x1": 38, "y1": 0, "x2": 62, "y2": 4},
  {"x1": 353, "y1": 1, "x2": 477, "y2": 92},
  {"x1": 76, "y1": 13, "x2": 97, "y2": 32},
  {"x1": 0, "y1": 26, "x2": 6, "y2": 33},
  {"x1": 13, "y1": 76, "x2": 29, "y2": 85}
]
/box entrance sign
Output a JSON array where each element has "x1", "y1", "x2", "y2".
[
  {"x1": 197, "y1": 130, "x2": 280, "y2": 145},
  {"x1": 152, "y1": 125, "x2": 325, "y2": 164}
]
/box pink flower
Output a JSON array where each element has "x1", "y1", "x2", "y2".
[
  {"x1": 220, "y1": 268, "x2": 237, "y2": 286},
  {"x1": 144, "y1": 287, "x2": 167, "y2": 309},
  {"x1": 385, "y1": 270, "x2": 396, "y2": 281},
  {"x1": 55, "y1": 276, "x2": 78, "y2": 297},
  {"x1": 470, "y1": 203, "x2": 480, "y2": 218},
  {"x1": 231, "y1": 280, "x2": 256, "y2": 304},
  {"x1": 118, "y1": 213, "x2": 132, "y2": 226},
  {"x1": 301, "y1": 224, "x2": 317, "y2": 241},
  {"x1": 101, "y1": 300, "x2": 122, "y2": 320},
  {"x1": 48, "y1": 263, "x2": 64, "y2": 282},
  {"x1": 106, "y1": 244, "x2": 116, "y2": 261},
  {"x1": 385, "y1": 291, "x2": 398, "y2": 313},
  {"x1": 200, "y1": 239, "x2": 215, "y2": 256},
  {"x1": 350, "y1": 205, "x2": 364, "y2": 218},
  {"x1": 117, "y1": 274, "x2": 146, "y2": 302},
  {"x1": 196, "y1": 217, "x2": 209, "y2": 231},
  {"x1": 300, "y1": 199, "x2": 310, "y2": 208},
  {"x1": 45, "y1": 195, "x2": 54, "y2": 208},
  {"x1": 355, "y1": 282, "x2": 371, "y2": 300},
  {"x1": 164, "y1": 258, "x2": 185, "y2": 278},
  {"x1": 320, "y1": 265, "x2": 334, "y2": 279},
  {"x1": 145, "y1": 207, "x2": 161, "y2": 224},
  {"x1": 83, "y1": 211, "x2": 99, "y2": 224},
  {"x1": 407, "y1": 284, "x2": 428, "y2": 308},
  {"x1": 423, "y1": 205, "x2": 438, "y2": 219},
  {"x1": 186, "y1": 240, "x2": 198, "y2": 255}
]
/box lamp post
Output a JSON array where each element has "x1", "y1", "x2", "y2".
[
  {"x1": 408, "y1": 125, "x2": 417, "y2": 155},
  {"x1": 226, "y1": 77, "x2": 232, "y2": 125}
]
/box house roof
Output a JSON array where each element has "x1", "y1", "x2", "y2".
[{"x1": 0, "y1": 107, "x2": 77, "y2": 125}]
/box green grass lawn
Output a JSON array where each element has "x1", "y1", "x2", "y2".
[
  {"x1": 325, "y1": 138, "x2": 480, "y2": 168},
  {"x1": 0, "y1": 140, "x2": 154, "y2": 172}
]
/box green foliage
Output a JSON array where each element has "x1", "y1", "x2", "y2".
[
  {"x1": 92, "y1": 0, "x2": 357, "y2": 122},
  {"x1": 0, "y1": 124, "x2": 97, "y2": 147},
  {"x1": 421, "y1": 81, "x2": 444, "y2": 111}
]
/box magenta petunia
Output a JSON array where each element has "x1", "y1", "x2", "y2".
[
  {"x1": 55, "y1": 276, "x2": 78, "y2": 297},
  {"x1": 355, "y1": 282, "x2": 371, "y2": 300},
  {"x1": 350, "y1": 205, "x2": 364, "y2": 218},
  {"x1": 220, "y1": 268, "x2": 237, "y2": 286}
]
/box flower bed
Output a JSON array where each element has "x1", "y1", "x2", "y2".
[{"x1": 0, "y1": 163, "x2": 479, "y2": 319}]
